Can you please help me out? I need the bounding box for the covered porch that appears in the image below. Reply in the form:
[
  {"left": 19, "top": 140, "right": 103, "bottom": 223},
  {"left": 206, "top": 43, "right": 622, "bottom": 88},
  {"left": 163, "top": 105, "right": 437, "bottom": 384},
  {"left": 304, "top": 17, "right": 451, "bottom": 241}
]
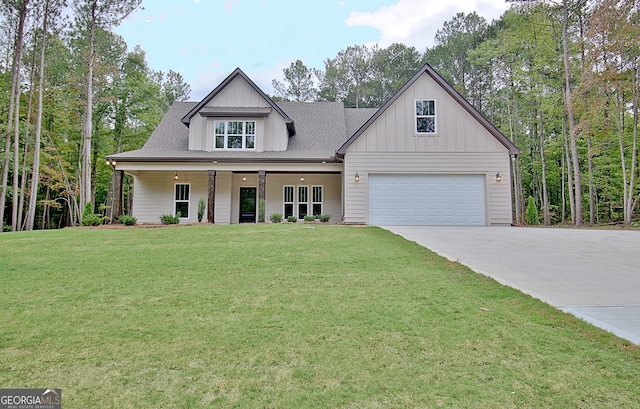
[{"left": 109, "top": 161, "right": 343, "bottom": 224}]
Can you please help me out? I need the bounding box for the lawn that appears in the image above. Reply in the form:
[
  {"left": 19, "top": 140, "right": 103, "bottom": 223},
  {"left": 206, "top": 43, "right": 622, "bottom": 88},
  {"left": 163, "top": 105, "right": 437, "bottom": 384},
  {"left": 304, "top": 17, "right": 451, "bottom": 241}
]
[{"left": 1, "top": 224, "right": 639, "bottom": 408}]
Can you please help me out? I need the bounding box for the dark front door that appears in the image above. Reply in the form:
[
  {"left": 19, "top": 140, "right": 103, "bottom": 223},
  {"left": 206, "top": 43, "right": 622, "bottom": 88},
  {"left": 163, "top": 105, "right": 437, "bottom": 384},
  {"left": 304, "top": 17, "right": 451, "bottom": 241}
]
[{"left": 239, "top": 187, "right": 257, "bottom": 223}]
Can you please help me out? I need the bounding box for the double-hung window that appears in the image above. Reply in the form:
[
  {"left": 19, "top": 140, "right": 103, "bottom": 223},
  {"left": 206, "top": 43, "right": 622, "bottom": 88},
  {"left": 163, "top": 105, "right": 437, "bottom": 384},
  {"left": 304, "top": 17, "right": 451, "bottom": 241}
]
[
  {"left": 214, "top": 120, "right": 256, "bottom": 150},
  {"left": 283, "top": 185, "right": 323, "bottom": 219},
  {"left": 415, "top": 99, "right": 436, "bottom": 134},
  {"left": 175, "top": 183, "right": 190, "bottom": 218}
]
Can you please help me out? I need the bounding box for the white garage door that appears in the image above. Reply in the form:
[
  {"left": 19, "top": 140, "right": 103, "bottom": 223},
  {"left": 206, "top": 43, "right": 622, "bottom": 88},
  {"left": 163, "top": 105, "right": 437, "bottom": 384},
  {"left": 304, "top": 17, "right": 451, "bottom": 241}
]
[{"left": 369, "top": 174, "right": 486, "bottom": 226}]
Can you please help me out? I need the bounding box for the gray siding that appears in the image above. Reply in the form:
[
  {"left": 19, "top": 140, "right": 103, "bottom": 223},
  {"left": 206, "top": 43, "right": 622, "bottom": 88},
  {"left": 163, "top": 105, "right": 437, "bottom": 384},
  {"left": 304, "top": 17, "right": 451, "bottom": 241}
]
[
  {"left": 343, "top": 152, "right": 512, "bottom": 225},
  {"left": 188, "top": 76, "right": 288, "bottom": 152},
  {"left": 132, "top": 172, "right": 208, "bottom": 224}
]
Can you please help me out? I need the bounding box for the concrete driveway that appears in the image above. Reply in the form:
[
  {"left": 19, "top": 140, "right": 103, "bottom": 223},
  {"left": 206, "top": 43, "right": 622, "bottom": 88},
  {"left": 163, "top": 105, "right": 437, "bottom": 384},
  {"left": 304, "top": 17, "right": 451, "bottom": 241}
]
[{"left": 383, "top": 226, "right": 640, "bottom": 345}]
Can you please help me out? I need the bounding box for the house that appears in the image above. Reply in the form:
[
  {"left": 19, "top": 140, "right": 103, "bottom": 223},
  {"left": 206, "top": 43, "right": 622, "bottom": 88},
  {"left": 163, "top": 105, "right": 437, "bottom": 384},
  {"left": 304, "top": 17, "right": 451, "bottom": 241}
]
[{"left": 106, "top": 64, "right": 520, "bottom": 226}]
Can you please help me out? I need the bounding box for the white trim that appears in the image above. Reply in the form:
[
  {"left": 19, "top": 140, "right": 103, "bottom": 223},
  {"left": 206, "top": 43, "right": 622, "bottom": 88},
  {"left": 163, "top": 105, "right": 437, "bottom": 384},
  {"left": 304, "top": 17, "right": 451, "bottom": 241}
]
[
  {"left": 415, "top": 99, "right": 437, "bottom": 135},
  {"left": 174, "top": 182, "right": 191, "bottom": 218},
  {"left": 213, "top": 120, "right": 256, "bottom": 150}
]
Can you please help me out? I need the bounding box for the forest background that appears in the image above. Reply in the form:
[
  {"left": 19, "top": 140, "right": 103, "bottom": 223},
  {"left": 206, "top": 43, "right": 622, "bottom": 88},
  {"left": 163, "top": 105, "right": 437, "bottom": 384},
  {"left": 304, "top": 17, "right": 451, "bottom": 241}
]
[{"left": 1, "top": 0, "right": 638, "bottom": 231}]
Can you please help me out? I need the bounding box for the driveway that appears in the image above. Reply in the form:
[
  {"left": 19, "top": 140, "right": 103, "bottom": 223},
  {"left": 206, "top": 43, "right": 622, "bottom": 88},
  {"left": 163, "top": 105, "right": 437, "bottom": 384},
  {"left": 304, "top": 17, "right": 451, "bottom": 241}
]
[{"left": 383, "top": 226, "right": 640, "bottom": 345}]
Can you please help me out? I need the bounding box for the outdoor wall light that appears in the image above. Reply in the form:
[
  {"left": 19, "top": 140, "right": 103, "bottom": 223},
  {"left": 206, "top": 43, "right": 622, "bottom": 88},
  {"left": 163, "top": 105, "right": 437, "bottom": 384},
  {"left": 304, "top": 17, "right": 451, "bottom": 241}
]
[
  {"left": 106, "top": 159, "right": 116, "bottom": 166},
  {"left": 354, "top": 173, "right": 360, "bottom": 182},
  {"left": 174, "top": 172, "right": 179, "bottom": 181},
  {"left": 242, "top": 174, "right": 247, "bottom": 182},
  {"left": 300, "top": 173, "right": 305, "bottom": 182},
  {"left": 495, "top": 172, "right": 502, "bottom": 182}
]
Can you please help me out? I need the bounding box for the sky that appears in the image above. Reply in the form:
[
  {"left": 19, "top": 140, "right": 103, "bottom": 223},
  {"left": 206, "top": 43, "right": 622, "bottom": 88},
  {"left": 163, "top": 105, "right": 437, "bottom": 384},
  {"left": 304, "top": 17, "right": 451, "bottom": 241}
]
[{"left": 113, "top": 0, "right": 511, "bottom": 100}]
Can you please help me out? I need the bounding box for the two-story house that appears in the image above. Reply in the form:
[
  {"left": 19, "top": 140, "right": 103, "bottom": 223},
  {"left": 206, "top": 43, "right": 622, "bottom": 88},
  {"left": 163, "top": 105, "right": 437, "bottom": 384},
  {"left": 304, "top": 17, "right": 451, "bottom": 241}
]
[{"left": 107, "top": 63, "right": 520, "bottom": 226}]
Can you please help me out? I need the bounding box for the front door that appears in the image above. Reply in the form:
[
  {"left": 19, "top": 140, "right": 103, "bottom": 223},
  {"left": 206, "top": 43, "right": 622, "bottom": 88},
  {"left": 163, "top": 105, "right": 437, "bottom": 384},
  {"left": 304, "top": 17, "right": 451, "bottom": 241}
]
[{"left": 239, "top": 187, "right": 257, "bottom": 223}]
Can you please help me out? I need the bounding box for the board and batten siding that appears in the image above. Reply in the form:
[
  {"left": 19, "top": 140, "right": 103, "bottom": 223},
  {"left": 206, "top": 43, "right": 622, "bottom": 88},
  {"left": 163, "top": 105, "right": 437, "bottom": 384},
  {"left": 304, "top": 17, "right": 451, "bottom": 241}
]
[
  {"left": 188, "top": 75, "right": 288, "bottom": 152},
  {"left": 343, "top": 71, "right": 513, "bottom": 225},
  {"left": 132, "top": 172, "right": 208, "bottom": 224}
]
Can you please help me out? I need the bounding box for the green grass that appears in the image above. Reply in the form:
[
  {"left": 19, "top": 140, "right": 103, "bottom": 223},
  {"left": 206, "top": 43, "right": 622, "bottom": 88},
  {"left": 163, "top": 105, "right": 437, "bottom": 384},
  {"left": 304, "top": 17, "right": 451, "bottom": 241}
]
[{"left": 1, "top": 224, "right": 639, "bottom": 408}]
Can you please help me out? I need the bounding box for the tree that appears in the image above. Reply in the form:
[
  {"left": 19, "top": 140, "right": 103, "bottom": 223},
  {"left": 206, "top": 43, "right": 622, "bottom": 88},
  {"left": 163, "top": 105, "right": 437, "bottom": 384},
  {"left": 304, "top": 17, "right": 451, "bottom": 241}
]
[
  {"left": 71, "top": 0, "right": 141, "bottom": 221},
  {"left": 0, "top": 0, "right": 30, "bottom": 231},
  {"left": 160, "top": 69, "right": 191, "bottom": 110},
  {"left": 272, "top": 60, "right": 317, "bottom": 102}
]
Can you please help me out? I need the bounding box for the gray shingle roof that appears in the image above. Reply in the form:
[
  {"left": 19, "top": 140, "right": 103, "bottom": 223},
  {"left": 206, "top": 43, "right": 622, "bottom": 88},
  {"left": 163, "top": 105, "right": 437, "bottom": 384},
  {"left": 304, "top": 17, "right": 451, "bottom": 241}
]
[{"left": 110, "top": 101, "right": 370, "bottom": 162}]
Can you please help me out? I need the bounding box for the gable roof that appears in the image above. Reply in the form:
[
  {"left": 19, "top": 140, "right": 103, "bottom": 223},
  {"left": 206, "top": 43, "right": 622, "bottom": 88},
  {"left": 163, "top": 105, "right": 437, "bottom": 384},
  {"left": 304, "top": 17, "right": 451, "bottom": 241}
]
[
  {"left": 181, "top": 67, "right": 296, "bottom": 137},
  {"left": 336, "top": 62, "right": 521, "bottom": 158}
]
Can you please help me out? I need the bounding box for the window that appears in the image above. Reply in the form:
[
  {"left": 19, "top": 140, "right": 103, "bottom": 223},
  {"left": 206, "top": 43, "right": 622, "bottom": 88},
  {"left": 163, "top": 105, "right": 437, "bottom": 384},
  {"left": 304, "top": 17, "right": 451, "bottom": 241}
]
[
  {"left": 312, "top": 186, "right": 323, "bottom": 216},
  {"left": 175, "top": 183, "right": 190, "bottom": 218},
  {"left": 214, "top": 120, "right": 256, "bottom": 150},
  {"left": 283, "top": 185, "right": 323, "bottom": 219},
  {"left": 283, "top": 186, "right": 294, "bottom": 218},
  {"left": 298, "top": 186, "right": 308, "bottom": 219},
  {"left": 415, "top": 99, "right": 436, "bottom": 134}
]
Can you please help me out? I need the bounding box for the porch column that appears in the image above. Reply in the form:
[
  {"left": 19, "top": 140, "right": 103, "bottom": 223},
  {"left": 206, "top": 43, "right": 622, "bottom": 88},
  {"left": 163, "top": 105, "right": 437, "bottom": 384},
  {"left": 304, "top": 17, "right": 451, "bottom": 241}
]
[
  {"left": 258, "top": 170, "right": 266, "bottom": 222},
  {"left": 113, "top": 170, "right": 123, "bottom": 222},
  {"left": 207, "top": 170, "right": 216, "bottom": 223}
]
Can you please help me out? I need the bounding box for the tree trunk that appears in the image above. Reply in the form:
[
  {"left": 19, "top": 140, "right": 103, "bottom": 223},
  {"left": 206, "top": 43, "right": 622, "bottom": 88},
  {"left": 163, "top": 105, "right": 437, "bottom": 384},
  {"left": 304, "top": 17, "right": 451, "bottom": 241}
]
[
  {"left": 81, "top": 17, "right": 96, "bottom": 220},
  {"left": 539, "top": 107, "right": 550, "bottom": 225},
  {"left": 25, "top": 0, "right": 50, "bottom": 230},
  {"left": 562, "top": 0, "right": 582, "bottom": 226}
]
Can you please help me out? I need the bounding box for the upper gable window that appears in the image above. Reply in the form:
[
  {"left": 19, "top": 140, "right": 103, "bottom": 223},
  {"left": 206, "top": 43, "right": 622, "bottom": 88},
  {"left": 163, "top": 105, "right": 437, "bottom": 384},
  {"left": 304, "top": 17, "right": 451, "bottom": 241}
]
[
  {"left": 415, "top": 99, "right": 436, "bottom": 134},
  {"left": 214, "top": 120, "right": 256, "bottom": 150}
]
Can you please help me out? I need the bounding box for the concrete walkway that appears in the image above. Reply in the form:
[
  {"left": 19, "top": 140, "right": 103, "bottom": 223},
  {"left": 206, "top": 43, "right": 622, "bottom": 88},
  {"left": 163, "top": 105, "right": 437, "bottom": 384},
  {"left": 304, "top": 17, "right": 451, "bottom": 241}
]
[{"left": 383, "top": 226, "right": 640, "bottom": 345}]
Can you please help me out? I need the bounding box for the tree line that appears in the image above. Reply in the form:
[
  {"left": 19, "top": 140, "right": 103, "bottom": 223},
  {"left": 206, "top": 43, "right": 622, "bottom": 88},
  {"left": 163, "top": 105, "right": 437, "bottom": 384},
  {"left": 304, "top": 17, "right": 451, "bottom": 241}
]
[
  {"left": 271, "top": 0, "right": 640, "bottom": 226},
  {"left": 1, "top": 0, "right": 638, "bottom": 230},
  {"left": 0, "top": 0, "right": 190, "bottom": 231}
]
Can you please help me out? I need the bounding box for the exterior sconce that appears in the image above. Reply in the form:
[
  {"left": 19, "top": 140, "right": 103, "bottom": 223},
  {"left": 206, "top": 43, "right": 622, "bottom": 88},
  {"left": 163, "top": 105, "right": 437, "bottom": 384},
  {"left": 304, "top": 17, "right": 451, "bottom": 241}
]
[
  {"left": 300, "top": 173, "right": 305, "bottom": 182},
  {"left": 174, "top": 172, "right": 179, "bottom": 181},
  {"left": 354, "top": 173, "right": 360, "bottom": 182},
  {"left": 242, "top": 174, "right": 246, "bottom": 182},
  {"left": 495, "top": 172, "right": 501, "bottom": 182},
  {"left": 106, "top": 159, "right": 116, "bottom": 166}
]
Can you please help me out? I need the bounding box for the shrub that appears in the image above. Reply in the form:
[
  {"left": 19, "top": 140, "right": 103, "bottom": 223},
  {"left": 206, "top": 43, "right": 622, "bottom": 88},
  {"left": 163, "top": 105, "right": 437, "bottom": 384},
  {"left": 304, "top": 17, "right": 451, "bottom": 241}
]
[
  {"left": 82, "top": 202, "right": 106, "bottom": 226},
  {"left": 304, "top": 215, "right": 316, "bottom": 222},
  {"left": 118, "top": 215, "right": 137, "bottom": 226},
  {"left": 197, "top": 198, "right": 206, "bottom": 222},
  {"left": 160, "top": 212, "right": 181, "bottom": 225},
  {"left": 3, "top": 223, "right": 10, "bottom": 232},
  {"left": 525, "top": 196, "right": 540, "bottom": 225},
  {"left": 269, "top": 213, "right": 283, "bottom": 223},
  {"left": 319, "top": 214, "right": 331, "bottom": 223},
  {"left": 287, "top": 216, "right": 297, "bottom": 223}
]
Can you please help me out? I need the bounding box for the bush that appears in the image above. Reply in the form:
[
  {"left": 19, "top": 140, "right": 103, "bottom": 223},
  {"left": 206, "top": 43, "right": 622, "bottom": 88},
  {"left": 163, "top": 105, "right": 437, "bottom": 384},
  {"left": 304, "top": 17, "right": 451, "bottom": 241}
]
[
  {"left": 287, "top": 216, "right": 297, "bottom": 223},
  {"left": 304, "top": 215, "right": 316, "bottom": 222},
  {"left": 160, "top": 212, "right": 181, "bottom": 225},
  {"left": 3, "top": 223, "right": 10, "bottom": 232},
  {"left": 118, "top": 215, "right": 137, "bottom": 226},
  {"left": 197, "top": 198, "right": 206, "bottom": 222},
  {"left": 525, "top": 196, "right": 540, "bottom": 225},
  {"left": 319, "top": 214, "right": 331, "bottom": 223},
  {"left": 82, "top": 202, "right": 106, "bottom": 226},
  {"left": 269, "top": 213, "right": 283, "bottom": 223}
]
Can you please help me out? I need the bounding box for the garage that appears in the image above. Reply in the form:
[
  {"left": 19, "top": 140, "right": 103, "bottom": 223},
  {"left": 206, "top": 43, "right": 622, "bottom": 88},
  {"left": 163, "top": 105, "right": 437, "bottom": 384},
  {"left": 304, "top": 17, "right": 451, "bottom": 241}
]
[{"left": 368, "top": 174, "right": 486, "bottom": 226}]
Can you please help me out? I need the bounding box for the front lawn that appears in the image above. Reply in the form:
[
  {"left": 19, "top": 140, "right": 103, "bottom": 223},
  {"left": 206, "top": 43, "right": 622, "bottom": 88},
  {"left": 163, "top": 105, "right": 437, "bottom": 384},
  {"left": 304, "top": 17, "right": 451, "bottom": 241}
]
[{"left": 1, "top": 224, "right": 638, "bottom": 408}]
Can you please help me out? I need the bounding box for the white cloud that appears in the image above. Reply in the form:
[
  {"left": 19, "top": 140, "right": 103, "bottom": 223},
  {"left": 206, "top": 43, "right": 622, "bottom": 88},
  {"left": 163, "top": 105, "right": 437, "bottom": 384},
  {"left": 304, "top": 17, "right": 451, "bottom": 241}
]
[{"left": 345, "top": 0, "right": 508, "bottom": 49}]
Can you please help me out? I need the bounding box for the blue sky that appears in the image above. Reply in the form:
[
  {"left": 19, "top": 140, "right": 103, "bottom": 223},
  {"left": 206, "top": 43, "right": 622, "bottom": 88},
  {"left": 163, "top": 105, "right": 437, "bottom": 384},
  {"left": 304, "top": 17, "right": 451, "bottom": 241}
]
[{"left": 113, "top": 0, "right": 509, "bottom": 100}]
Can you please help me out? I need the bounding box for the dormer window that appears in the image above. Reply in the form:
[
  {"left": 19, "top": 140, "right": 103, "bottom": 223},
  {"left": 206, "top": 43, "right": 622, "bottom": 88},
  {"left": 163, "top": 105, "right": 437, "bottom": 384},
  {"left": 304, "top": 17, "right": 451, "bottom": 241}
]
[{"left": 214, "top": 120, "right": 256, "bottom": 150}]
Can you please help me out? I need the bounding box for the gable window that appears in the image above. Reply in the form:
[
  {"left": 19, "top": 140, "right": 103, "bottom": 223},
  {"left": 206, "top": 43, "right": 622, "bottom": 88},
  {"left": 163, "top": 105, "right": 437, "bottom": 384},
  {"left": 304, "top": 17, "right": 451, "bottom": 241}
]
[
  {"left": 175, "top": 183, "right": 190, "bottom": 218},
  {"left": 214, "top": 120, "right": 256, "bottom": 150},
  {"left": 415, "top": 99, "right": 436, "bottom": 134}
]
